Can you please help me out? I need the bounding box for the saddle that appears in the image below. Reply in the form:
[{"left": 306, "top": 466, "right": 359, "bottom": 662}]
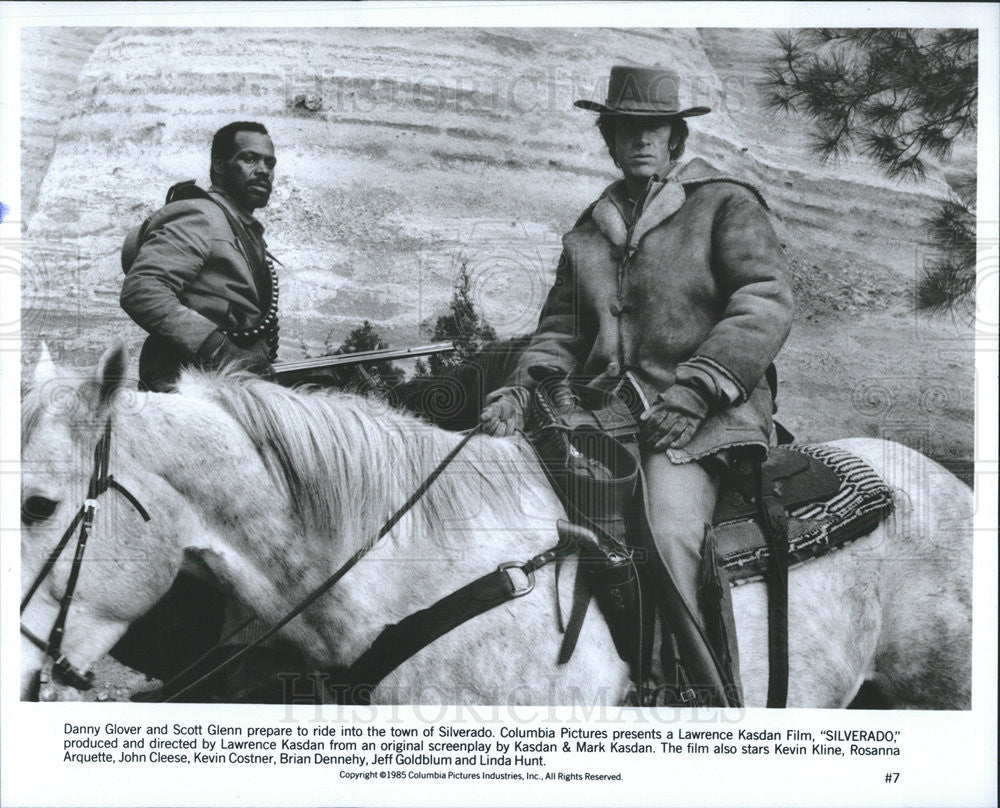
[
  {"left": 716, "top": 443, "right": 895, "bottom": 584},
  {"left": 525, "top": 370, "right": 894, "bottom": 705}
]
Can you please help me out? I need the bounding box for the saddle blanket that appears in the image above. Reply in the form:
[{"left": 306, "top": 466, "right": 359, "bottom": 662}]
[{"left": 716, "top": 444, "right": 895, "bottom": 585}]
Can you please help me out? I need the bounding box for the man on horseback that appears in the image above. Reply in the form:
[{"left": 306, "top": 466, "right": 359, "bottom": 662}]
[
  {"left": 121, "top": 121, "right": 279, "bottom": 391},
  {"left": 480, "top": 65, "right": 794, "bottom": 706},
  {"left": 118, "top": 121, "right": 291, "bottom": 700}
]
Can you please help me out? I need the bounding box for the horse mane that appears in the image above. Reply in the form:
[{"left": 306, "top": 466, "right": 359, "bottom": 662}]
[{"left": 176, "top": 370, "right": 541, "bottom": 547}]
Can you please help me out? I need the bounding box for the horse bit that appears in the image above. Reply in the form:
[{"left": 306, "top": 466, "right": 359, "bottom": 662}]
[{"left": 20, "top": 418, "right": 150, "bottom": 700}]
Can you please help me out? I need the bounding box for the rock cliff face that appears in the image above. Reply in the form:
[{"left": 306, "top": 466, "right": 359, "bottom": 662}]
[
  {"left": 19, "top": 27, "right": 112, "bottom": 221},
  {"left": 20, "top": 27, "right": 975, "bottom": 477}
]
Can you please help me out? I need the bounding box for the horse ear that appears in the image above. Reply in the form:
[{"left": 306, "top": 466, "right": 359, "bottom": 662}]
[
  {"left": 33, "top": 342, "right": 57, "bottom": 387},
  {"left": 90, "top": 341, "right": 129, "bottom": 415}
]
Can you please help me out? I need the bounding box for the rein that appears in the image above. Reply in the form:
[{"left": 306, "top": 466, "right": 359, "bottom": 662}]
[
  {"left": 159, "top": 423, "right": 490, "bottom": 702},
  {"left": 24, "top": 417, "right": 572, "bottom": 703},
  {"left": 20, "top": 418, "right": 151, "bottom": 698},
  {"left": 331, "top": 541, "right": 573, "bottom": 704}
]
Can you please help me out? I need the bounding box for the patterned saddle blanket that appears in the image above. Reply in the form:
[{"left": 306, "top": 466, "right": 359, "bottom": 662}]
[{"left": 713, "top": 444, "right": 895, "bottom": 585}]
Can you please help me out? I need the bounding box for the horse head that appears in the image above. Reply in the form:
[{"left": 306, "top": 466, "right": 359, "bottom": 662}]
[
  {"left": 20, "top": 343, "right": 190, "bottom": 700},
  {"left": 20, "top": 342, "right": 371, "bottom": 700}
]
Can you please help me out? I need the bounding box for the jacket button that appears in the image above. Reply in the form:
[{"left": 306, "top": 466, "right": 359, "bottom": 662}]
[
  {"left": 609, "top": 302, "right": 622, "bottom": 317},
  {"left": 607, "top": 361, "right": 620, "bottom": 376}
]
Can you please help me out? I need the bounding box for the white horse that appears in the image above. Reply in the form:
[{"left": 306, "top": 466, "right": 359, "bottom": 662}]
[{"left": 20, "top": 344, "right": 972, "bottom": 707}]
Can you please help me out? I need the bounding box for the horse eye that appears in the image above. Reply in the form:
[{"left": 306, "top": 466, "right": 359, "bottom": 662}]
[{"left": 22, "top": 496, "right": 59, "bottom": 525}]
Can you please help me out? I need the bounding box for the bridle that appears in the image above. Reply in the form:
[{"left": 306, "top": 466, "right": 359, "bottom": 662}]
[
  {"left": 21, "top": 417, "right": 568, "bottom": 704},
  {"left": 20, "top": 418, "right": 150, "bottom": 700},
  {"left": 21, "top": 410, "right": 487, "bottom": 702}
]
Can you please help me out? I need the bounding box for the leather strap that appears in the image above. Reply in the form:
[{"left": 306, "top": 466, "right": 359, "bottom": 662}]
[
  {"left": 21, "top": 418, "right": 151, "bottom": 694},
  {"left": 164, "top": 181, "right": 274, "bottom": 322},
  {"left": 160, "top": 426, "right": 483, "bottom": 702},
  {"left": 635, "top": 468, "right": 740, "bottom": 706},
  {"left": 336, "top": 563, "right": 541, "bottom": 704},
  {"left": 557, "top": 554, "right": 592, "bottom": 665},
  {"left": 758, "top": 463, "right": 790, "bottom": 707}
]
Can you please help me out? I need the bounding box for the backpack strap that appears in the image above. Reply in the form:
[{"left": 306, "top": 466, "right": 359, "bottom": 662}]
[
  {"left": 163, "top": 182, "right": 273, "bottom": 311},
  {"left": 123, "top": 182, "right": 275, "bottom": 326}
]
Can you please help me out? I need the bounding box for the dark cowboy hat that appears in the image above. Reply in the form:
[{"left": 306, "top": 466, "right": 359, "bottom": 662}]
[{"left": 574, "top": 65, "right": 711, "bottom": 117}]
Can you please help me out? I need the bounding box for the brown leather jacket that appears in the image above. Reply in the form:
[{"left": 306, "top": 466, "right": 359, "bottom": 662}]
[
  {"left": 507, "top": 159, "right": 794, "bottom": 462},
  {"left": 120, "top": 187, "right": 273, "bottom": 390}
]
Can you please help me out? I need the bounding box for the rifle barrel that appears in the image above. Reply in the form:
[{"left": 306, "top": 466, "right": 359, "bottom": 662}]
[{"left": 273, "top": 342, "right": 455, "bottom": 376}]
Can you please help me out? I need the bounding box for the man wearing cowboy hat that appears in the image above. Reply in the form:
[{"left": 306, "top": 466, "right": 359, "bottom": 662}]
[{"left": 481, "top": 65, "right": 794, "bottom": 706}]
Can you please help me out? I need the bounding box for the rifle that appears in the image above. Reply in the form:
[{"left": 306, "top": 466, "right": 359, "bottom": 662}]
[{"left": 273, "top": 342, "right": 455, "bottom": 384}]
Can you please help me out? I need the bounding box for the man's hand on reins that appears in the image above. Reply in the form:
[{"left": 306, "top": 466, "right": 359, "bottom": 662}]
[
  {"left": 480, "top": 386, "right": 530, "bottom": 436},
  {"left": 640, "top": 380, "right": 711, "bottom": 450}
]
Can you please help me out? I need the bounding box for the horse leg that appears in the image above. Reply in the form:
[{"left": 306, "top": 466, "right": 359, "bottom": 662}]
[
  {"left": 867, "top": 531, "right": 973, "bottom": 710},
  {"left": 732, "top": 549, "right": 883, "bottom": 708},
  {"left": 829, "top": 439, "right": 973, "bottom": 710}
]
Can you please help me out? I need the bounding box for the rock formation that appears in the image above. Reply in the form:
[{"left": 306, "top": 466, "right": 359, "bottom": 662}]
[{"left": 19, "top": 27, "right": 975, "bottom": 478}]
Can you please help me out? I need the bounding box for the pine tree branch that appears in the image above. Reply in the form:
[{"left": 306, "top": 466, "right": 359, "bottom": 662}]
[{"left": 764, "top": 28, "right": 978, "bottom": 307}]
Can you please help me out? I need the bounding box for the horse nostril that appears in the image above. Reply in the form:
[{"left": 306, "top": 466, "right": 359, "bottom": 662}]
[{"left": 22, "top": 495, "right": 59, "bottom": 525}]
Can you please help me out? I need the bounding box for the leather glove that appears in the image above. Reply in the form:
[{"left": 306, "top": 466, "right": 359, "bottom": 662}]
[
  {"left": 196, "top": 330, "right": 272, "bottom": 377},
  {"left": 639, "top": 380, "right": 711, "bottom": 450},
  {"left": 479, "top": 385, "right": 530, "bottom": 437}
]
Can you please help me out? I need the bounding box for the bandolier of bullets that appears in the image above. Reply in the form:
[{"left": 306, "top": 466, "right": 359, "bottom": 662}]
[{"left": 220, "top": 256, "right": 279, "bottom": 361}]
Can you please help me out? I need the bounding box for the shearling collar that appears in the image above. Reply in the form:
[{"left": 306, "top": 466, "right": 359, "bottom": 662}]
[{"left": 588, "top": 158, "right": 766, "bottom": 248}]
